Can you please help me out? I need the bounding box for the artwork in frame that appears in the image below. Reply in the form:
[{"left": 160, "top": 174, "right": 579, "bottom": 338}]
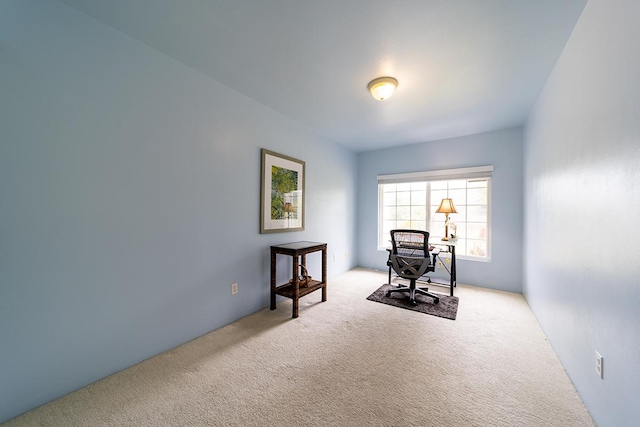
[{"left": 260, "top": 149, "right": 305, "bottom": 233}]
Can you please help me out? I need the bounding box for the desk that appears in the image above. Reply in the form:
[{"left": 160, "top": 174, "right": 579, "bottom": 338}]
[
  {"left": 429, "top": 240, "right": 457, "bottom": 296},
  {"left": 270, "top": 241, "right": 327, "bottom": 318}
]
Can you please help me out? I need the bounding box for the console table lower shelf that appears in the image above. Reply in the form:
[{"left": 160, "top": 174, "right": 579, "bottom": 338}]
[
  {"left": 273, "top": 280, "right": 325, "bottom": 300},
  {"left": 270, "top": 241, "right": 327, "bottom": 318}
]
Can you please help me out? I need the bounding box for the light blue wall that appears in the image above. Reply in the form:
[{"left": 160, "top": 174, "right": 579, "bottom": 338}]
[
  {"left": 0, "top": 1, "right": 357, "bottom": 422},
  {"left": 357, "top": 128, "right": 524, "bottom": 293},
  {"left": 523, "top": 0, "right": 640, "bottom": 425}
]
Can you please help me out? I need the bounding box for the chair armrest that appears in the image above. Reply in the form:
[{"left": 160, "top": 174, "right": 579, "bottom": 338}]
[{"left": 430, "top": 248, "right": 440, "bottom": 266}]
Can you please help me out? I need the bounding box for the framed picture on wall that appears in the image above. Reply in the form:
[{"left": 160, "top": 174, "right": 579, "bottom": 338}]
[{"left": 260, "top": 149, "right": 305, "bottom": 233}]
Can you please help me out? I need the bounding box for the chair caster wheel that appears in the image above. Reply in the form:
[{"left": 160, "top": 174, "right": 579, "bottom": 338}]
[
  {"left": 410, "top": 300, "right": 418, "bottom": 306},
  {"left": 434, "top": 298, "right": 440, "bottom": 304},
  {"left": 386, "top": 291, "right": 391, "bottom": 297}
]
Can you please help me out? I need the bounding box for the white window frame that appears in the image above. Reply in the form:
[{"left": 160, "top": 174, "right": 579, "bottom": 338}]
[{"left": 377, "top": 166, "right": 493, "bottom": 261}]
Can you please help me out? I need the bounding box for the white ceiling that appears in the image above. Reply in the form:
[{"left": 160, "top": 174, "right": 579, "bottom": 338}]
[{"left": 60, "top": 0, "right": 587, "bottom": 152}]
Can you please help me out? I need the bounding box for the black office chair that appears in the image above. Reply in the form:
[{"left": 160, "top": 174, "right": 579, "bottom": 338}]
[{"left": 386, "top": 229, "right": 440, "bottom": 305}]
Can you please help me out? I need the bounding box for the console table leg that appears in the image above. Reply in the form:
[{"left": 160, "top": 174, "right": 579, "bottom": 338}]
[
  {"left": 292, "top": 256, "right": 299, "bottom": 318},
  {"left": 270, "top": 250, "right": 277, "bottom": 310},
  {"left": 321, "top": 248, "right": 327, "bottom": 302}
]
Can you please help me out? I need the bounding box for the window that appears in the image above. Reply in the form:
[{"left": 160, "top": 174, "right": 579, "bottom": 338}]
[{"left": 378, "top": 166, "right": 492, "bottom": 260}]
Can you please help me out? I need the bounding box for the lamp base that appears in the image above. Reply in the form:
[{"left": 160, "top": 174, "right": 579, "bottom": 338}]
[{"left": 441, "top": 237, "right": 449, "bottom": 241}]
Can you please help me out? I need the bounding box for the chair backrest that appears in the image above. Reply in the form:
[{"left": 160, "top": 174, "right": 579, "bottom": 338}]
[
  {"left": 390, "top": 254, "right": 431, "bottom": 280},
  {"left": 390, "top": 229, "right": 430, "bottom": 258}
]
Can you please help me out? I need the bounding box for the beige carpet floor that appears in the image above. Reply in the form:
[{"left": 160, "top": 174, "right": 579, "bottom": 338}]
[{"left": 3, "top": 268, "right": 595, "bottom": 426}]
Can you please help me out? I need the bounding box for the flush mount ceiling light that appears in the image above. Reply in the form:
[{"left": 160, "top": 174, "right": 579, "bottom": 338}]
[{"left": 367, "top": 76, "right": 398, "bottom": 101}]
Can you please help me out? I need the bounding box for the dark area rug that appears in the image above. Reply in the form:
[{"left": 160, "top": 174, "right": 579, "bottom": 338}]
[{"left": 366, "top": 284, "right": 459, "bottom": 320}]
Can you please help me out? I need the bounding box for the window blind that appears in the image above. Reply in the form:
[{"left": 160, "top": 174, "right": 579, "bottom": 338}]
[{"left": 377, "top": 165, "right": 494, "bottom": 184}]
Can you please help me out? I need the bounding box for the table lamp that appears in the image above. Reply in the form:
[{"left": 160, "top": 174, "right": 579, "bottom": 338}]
[{"left": 436, "top": 198, "right": 457, "bottom": 241}]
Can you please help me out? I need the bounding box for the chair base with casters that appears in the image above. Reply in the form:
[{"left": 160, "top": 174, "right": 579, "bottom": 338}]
[{"left": 387, "top": 276, "right": 440, "bottom": 305}]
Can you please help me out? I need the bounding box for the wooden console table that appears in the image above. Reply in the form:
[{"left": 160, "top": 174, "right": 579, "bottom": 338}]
[{"left": 270, "top": 241, "right": 327, "bottom": 318}]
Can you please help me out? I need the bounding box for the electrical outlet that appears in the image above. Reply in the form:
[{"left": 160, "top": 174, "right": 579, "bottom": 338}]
[
  {"left": 595, "top": 351, "right": 603, "bottom": 379},
  {"left": 333, "top": 254, "right": 336, "bottom": 262},
  {"left": 344, "top": 251, "right": 348, "bottom": 260},
  {"left": 231, "top": 282, "right": 238, "bottom": 295}
]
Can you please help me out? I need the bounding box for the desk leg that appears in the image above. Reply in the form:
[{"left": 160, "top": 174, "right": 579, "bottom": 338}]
[
  {"left": 449, "top": 245, "right": 456, "bottom": 296},
  {"left": 270, "top": 250, "right": 277, "bottom": 310},
  {"left": 292, "top": 255, "right": 299, "bottom": 318}
]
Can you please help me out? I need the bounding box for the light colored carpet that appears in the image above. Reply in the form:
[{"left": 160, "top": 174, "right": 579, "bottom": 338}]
[{"left": 4, "top": 268, "right": 595, "bottom": 426}]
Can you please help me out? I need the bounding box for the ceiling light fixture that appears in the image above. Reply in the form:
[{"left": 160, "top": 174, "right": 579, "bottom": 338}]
[{"left": 367, "top": 76, "right": 398, "bottom": 101}]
